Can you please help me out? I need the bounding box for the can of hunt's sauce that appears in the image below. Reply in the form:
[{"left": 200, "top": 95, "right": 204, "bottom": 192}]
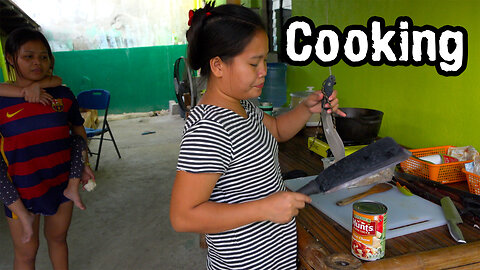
[{"left": 351, "top": 201, "right": 387, "bottom": 261}]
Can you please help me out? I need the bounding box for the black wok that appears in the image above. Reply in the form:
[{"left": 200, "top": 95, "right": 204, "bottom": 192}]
[{"left": 330, "top": 108, "right": 384, "bottom": 145}]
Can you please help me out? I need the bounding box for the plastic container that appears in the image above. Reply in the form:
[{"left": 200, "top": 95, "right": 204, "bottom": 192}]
[
  {"left": 259, "top": 63, "right": 287, "bottom": 107},
  {"left": 463, "top": 169, "right": 480, "bottom": 195},
  {"left": 399, "top": 146, "right": 470, "bottom": 184},
  {"left": 322, "top": 157, "right": 335, "bottom": 169},
  {"left": 290, "top": 90, "right": 310, "bottom": 109}
]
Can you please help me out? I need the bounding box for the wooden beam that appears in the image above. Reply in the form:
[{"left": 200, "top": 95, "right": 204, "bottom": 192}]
[
  {"left": 361, "top": 241, "right": 480, "bottom": 269},
  {"left": 0, "top": 0, "right": 39, "bottom": 34}
]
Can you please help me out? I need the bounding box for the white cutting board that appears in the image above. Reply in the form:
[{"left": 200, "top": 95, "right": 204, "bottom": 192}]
[{"left": 285, "top": 176, "right": 447, "bottom": 239}]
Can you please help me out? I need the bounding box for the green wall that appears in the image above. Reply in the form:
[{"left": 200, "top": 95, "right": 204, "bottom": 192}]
[
  {"left": 53, "top": 45, "right": 187, "bottom": 114},
  {"left": 288, "top": 0, "right": 479, "bottom": 149}
]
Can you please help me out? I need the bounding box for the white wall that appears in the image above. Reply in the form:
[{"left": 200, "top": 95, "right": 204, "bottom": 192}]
[{"left": 13, "top": 0, "right": 193, "bottom": 51}]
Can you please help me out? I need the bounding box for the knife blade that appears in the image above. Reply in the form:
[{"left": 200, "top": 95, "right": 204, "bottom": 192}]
[
  {"left": 320, "top": 75, "right": 345, "bottom": 162},
  {"left": 297, "top": 137, "right": 411, "bottom": 195},
  {"left": 440, "top": 196, "right": 466, "bottom": 243}
]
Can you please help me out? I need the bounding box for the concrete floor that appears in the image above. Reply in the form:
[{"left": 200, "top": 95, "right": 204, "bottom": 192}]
[{"left": 0, "top": 114, "right": 207, "bottom": 269}]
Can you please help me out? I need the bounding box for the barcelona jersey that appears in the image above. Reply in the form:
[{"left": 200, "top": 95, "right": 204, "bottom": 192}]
[{"left": 0, "top": 86, "right": 84, "bottom": 217}]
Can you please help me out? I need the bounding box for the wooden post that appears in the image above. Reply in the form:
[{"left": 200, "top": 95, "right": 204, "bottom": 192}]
[
  {"left": 297, "top": 223, "right": 363, "bottom": 269},
  {"left": 226, "top": 0, "right": 241, "bottom": 4},
  {"left": 297, "top": 224, "right": 329, "bottom": 269}
]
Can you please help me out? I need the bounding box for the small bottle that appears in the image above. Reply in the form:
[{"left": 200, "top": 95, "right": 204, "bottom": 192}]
[
  {"left": 259, "top": 102, "right": 273, "bottom": 115},
  {"left": 418, "top": 154, "right": 458, "bottom": 164}
]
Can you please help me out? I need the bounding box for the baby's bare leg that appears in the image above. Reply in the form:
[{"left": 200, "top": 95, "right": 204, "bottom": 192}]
[
  {"left": 1, "top": 158, "right": 35, "bottom": 243},
  {"left": 63, "top": 178, "right": 85, "bottom": 210},
  {"left": 7, "top": 213, "right": 40, "bottom": 269},
  {"left": 7, "top": 200, "right": 36, "bottom": 243}
]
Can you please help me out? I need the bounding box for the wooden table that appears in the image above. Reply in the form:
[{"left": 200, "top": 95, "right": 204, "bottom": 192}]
[{"left": 278, "top": 128, "right": 480, "bottom": 269}]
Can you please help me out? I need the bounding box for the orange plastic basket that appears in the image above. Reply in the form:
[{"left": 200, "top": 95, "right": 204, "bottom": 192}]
[
  {"left": 399, "top": 146, "right": 470, "bottom": 184},
  {"left": 462, "top": 169, "right": 480, "bottom": 195}
]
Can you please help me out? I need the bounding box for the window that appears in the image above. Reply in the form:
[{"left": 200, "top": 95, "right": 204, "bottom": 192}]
[{"left": 267, "top": 0, "right": 291, "bottom": 60}]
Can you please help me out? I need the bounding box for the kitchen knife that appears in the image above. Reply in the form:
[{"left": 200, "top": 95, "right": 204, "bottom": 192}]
[
  {"left": 440, "top": 196, "right": 466, "bottom": 243},
  {"left": 320, "top": 75, "right": 345, "bottom": 162},
  {"left": 297, "top": 137, "right": 411, "bottom": 195}
]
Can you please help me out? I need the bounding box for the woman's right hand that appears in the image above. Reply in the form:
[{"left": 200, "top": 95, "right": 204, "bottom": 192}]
[{"left": 261, "top": 191, "right": 311, "bottom": 224}]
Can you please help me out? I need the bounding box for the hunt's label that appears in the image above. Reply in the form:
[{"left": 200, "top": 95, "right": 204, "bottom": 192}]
[{"left": 352, "top": 201, "right": 387, "bottom": 261}]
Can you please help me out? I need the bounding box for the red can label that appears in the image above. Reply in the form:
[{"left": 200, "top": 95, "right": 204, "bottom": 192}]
[{"left": 351, "top": 202, "right": 387, "bottom": 261}]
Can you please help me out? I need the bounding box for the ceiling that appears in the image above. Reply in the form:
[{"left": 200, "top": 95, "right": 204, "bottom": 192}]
[{"left": 0, "top": 0, "right": 39, "bottom": 36}]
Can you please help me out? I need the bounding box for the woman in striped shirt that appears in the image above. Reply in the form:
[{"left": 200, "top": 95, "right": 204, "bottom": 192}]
[{"left": 170, "top": 2, "right": 344, "bottom": 269}]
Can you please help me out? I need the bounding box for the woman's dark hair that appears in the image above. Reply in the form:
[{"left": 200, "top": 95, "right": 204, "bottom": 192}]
[
  {"left": 4, "top": 27, "right": 55, "bottom": 81},
  {"left": 186, "top": 2, "right": 266, "bottom": 78}
]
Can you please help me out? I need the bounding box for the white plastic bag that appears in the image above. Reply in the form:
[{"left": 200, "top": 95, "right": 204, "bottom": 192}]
[{"left": 447, "top": 146, "right": 479, "bottom": 161}]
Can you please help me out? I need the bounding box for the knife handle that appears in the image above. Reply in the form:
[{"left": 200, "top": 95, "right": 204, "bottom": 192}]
[
  {"left": 447, "top": 220, "right": 467, "bottom": 244},
  {"left": 322, "top": 75, "right": 335, "bottom": 97},
  {"left": 296, "top": 180, "right": 321, "bottom": 196},
  {"left": 321, "top": 75, "right": 336, "bottom": 108}
]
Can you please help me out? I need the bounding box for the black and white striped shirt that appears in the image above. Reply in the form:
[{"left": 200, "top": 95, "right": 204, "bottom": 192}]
[{"left": 177, "top": 100, "right": 297, "bottom": 270}]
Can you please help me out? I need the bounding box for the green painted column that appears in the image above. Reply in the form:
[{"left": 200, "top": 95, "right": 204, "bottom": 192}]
[{"left": 0, "top": 43, "right": 7, "bottom": 82}]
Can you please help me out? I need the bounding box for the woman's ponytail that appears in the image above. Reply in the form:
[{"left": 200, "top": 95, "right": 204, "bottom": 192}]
[
  {"left": 185, "top": 2, "right": 265, "bottom": 78},
  {"left": 186, "top": 2, "right": 215, "bottom": 71}
]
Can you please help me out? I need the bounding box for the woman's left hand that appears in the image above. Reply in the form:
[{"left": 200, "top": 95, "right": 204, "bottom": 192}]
[
  {"left": 81, "top": 164, "right": 95, "bottom": 185},
  {"left": 303, "top": 90, "right": 346, "bottom": 117}
]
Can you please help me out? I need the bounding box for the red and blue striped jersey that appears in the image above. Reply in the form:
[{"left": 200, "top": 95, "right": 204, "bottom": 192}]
[{"left": 0, "top": 86, "right": 84, "bottom": 217}]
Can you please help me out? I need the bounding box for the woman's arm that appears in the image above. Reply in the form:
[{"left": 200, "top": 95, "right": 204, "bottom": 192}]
[
  {"left": 38, "top": 75, "right": 62, "bottom": 88},
  {"left": 71, "top": 124, "right": 87, "bottom": 142},
  {"left": 263, "top": 90, "right": 345, "bottom": 142},
  {"left": 71, "top": 125, "right": 95, "bottom": 183},
  {"left": 170, "top": 170, "right": 310, "bottom": 234}
]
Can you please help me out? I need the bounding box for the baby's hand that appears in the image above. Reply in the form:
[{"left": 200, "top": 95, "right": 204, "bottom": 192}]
[
  {"left": 22, "top": 83, "right": 53, "bottom": 105},
  {"left": 22, "top": 83, "right": 41, "bottom": 103},
  {"left": 38, "top": 90, "right": 53, "bottom": 105},
  {"left": 261, "top": 191, "right": 311, "bottom": 224}
]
